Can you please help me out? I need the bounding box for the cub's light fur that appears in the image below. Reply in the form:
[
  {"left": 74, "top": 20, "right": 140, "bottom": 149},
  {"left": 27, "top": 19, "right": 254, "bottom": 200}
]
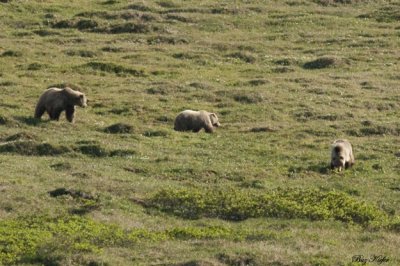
[
  {"left": 330, "top": 139, "right": 355, "bottom": 171},
  {"left": 34, "top": 87, "right": 87, "bottom": 122},
  {"left": 174, "top": 110, "right": 220, "bottom": 133}
]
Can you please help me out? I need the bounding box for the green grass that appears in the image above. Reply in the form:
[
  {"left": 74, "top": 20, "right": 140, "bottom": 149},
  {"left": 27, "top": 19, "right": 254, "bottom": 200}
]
[{"left": 0, "top": 0, "right": 399, "bottom": 265}]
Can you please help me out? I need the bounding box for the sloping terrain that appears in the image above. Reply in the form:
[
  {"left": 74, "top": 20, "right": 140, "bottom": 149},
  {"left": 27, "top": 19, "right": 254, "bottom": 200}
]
[{"left": 0, "top": 0, "right": 399, "bottom": 265}]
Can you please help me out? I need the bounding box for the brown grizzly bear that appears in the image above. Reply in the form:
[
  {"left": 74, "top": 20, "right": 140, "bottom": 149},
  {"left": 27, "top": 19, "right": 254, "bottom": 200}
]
[
  {"left": 34, "top": 87, "right": 87, "bottom": 122},
  {"left": 330, "top": 139, "right": 355, "bottom": 171},
  {"left": 174, "top": 110, "right": 220, "bottom": 133}
]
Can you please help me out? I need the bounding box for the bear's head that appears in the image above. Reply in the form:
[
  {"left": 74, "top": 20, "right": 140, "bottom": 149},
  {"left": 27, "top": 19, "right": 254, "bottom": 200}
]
[
  {"left": 77, "top": 93, "right": 87, "bottom": 108},
  {"left": 209, "top": 113, "right": 220, "bottom": 128},
  {"left": 331, "top": 146, "right": 345, "bottom": 171}
]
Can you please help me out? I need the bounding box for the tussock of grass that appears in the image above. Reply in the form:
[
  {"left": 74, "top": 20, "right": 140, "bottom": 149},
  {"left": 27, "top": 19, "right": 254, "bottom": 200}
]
[
  {"left": 246, "top": 79, "right": 269, "bottom": 86},
  {"left": 147, "top": 35, "right": 189, "bottom": 45},
  {"left": 249, "top": 126, "right": 277, "bottom": 133},
  {"left": 108, "top": 22, "right": 152, "bottom": 34},
  {"left": 83, "top": 62, "right": 145, "bottom": 76},
  {"left": 303, "top": 57, "right": 338, "bottom": 69},
  {"left": 1, "top": 50, "right": 22, "bottom": 57},
  {"left": 75, "top": 144, "right": 135, "bottom": 157},
  {"left": 227, "top": 52, "right": 256, "bottom": 63},
  {"left": 0, "top": 115, "right": 8, "bottom": 125},
  {"left": 27, "top": 63, "right": 46, "bottom": 71},
  {"left": 104, "top": 123, "right": 133, "bottom": 134},
  {"left": 149, "top": 187, "right": 389, "bottom": 224},
  {"left": 65, "top": 49, "right": 97, "bottom": 58},
  {"left": 315, "top": 0, "right": 365, "bottom": 5},
  {"left": 0, "top": 141, "right": 71, "bottom": 156},
  {"left": 233, "top": 93, "right": 263, "bottom": 104}
]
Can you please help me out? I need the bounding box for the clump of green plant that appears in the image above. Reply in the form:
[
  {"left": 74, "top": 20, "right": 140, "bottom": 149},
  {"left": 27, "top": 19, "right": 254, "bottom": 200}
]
[
  {"left": 83, "top": 61, "right": 145, "bottom": 76},
  {"left": 104, "top": 123, "right": 133, "bottom": 134},
  {"left": 0, "top": 215, "right": 290, "bottom": 264},
  {"left": 0, "top": 141, "right": 71, "bottom": 156},
  {"left": 1, "top": 50, "right": 22, "bottom": 57},
  {"left": 303, "top": 57, "right": 338, "bottom": 69},
  {"left": 148, "top": 187, "right": 389, "bottom": 224},
  {"left": 233, "top": 93, "right": 264, "bottom": 104},
  {"left": 227, "top": 51, "right": 256, "bottom": 63}
]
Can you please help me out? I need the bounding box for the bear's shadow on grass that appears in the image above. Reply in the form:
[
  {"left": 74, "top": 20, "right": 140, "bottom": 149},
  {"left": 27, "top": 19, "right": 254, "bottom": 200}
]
[{"left": 14, "top": 116, "right": 48, "bottom": 126}]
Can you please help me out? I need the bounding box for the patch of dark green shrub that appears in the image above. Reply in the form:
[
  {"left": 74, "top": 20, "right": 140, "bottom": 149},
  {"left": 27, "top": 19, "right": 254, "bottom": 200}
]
[
  {"left": 49, "top": 188, "right": 95, "bottom": 200},
  {"left": 65, "top": 50, "right": 97, "bottom": 58},
  {"left": 147, "top": 36, "right": 189, "bottom": 45},
  {"left": 33, "top": 29, "right": 60, "bottom": 36},
  {"left": 76, "top": 144, "right": 108, "bottom": 157},
  {"left": 148, "top": 187, "right": 388, "bottom": 224},
  {"left": 1, "top": 50, "right": 22, "bottom": 57},
  {"left": 246, "top": 79, "right": 269, "bottom": 86},
  {"left": 233, "top": 93, "right": 263, "bottom": 104},
  {"left": 109, "top": 149, "right": 136, "bottom": 157},
  {"left": 52, "top": 19, "right": 76, "bottom": 28},
  {"left": 104, "top": 123, "right": 133, "bottom": 134},
  {"left": 315, "top": 0, "right": 365, "bottom": 5},
  {"left": 76, "top": 19, "right": 98, "bottom": 30},
  {"left": 189, "top": 82, "right": 212, "bottom": 90},
  {"left": 0, "top": 141, "right": 71, "bottom": 156},
  {"left": 102, "top": 0, "right": 118, "bottom": 4},
  {"left": 108, "top": 22, "right": 151, "bottom": 34},
  {"left": 27, "top": 63, "right": 45, "bottom": 71},
  {"left": 101, "top": 46, "right": 124, "bottom": 52},
  {"left": 249, "top": 126, "right": 277, "bottom": 133},
  {"left": 83, "top": 62, "right": 145, "bottom": 76},
  {"left": 303, "top": 57, "right": 338, "bottom": 69},
  {"left": 227, "top": 52, "right": 256, "bottom": 63},
  {"left": 0, "top": 115, "right": 8, "bottom": 125},
  {"left": 165, "top": 14, "right": 193, "bottom": 23}
]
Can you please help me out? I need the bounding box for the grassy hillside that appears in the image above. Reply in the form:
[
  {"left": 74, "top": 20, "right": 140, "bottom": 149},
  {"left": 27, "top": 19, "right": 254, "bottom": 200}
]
[{"left": 0, "top": 0, "right": 399, "bottom": 265}]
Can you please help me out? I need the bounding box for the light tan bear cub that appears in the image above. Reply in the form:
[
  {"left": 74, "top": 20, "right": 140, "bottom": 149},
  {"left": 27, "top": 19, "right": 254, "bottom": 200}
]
[
  {"left": 34, "top": 87, "right": 87, "bottom": 122},
  {"left": 330, "top": 139, "right": 355, "bottom": 171},
  {"left": 174, "top": 110, "right": 220, "bottom": 133}
]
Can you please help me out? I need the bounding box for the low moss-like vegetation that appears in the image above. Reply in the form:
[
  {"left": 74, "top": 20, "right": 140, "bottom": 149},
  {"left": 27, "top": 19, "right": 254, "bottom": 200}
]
[
  {"left": 0, "top": 215, "right": 290, "bottom": 265},
  {"left": 149, "top": 187, "right": 390, "bottom": 225}
]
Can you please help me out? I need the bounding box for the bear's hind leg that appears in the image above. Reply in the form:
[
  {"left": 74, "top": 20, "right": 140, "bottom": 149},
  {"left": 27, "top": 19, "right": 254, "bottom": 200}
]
[
  {"left": 34, "top": 105, "right": 46, "bottom": 119},
  {"left": 65, "top": 105, "right": 75, "bottom": 123}
]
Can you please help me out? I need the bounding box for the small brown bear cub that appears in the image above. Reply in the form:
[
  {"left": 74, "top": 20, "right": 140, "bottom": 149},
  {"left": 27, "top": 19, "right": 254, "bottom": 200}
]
[
  {"left": 174, "top": 110, "right": 220, "bottom": 133},
  {"left": 330, "top": 139, "right": 355, "bottom": 172},
  {"left": 34, "top": 87, "right": 87, "bottom": 122}
]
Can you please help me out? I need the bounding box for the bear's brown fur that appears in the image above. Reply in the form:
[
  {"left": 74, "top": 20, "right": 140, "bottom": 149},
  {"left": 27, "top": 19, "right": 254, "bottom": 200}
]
[
  {"left": 330, "top": 139, "right": 355, "bottom": 171},
  {"left": 34, "top": 87, "right": 87, "bottom": 122},
  {"left": 174, "top": 110, "right": 220, "bottom": 133}
]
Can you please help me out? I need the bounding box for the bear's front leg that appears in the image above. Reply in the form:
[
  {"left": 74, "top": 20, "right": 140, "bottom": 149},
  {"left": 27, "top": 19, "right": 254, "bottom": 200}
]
[
  {"left": 65, "top": 105, "right": 75, "bottom": 123},
  {"left": 49, "top": 108, "right": 63, "bottom": 120}
]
